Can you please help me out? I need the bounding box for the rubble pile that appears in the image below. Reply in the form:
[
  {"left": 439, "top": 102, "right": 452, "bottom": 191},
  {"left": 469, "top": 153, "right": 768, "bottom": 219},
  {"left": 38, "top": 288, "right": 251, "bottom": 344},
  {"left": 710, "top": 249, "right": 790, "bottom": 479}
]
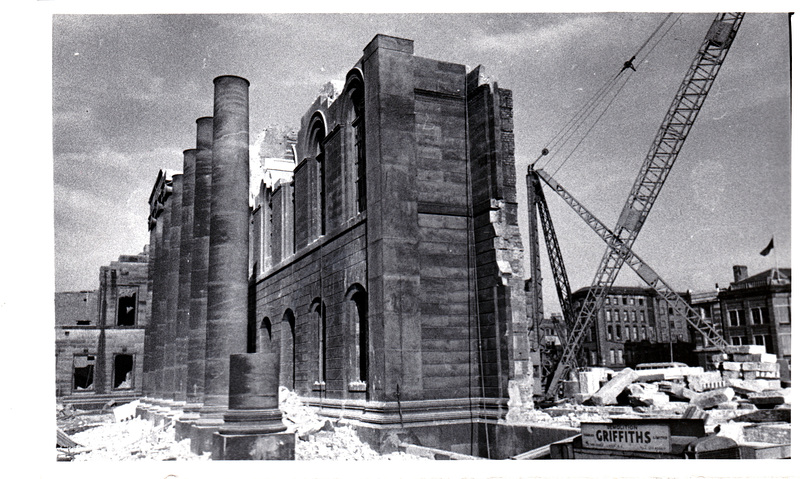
[
  {"left": 65, "top": 416, "right": 209, "bottom": 461},
  {"left": 551, "top": 346, "right": 791, "bottom": 447},
  {"left": 57, "top": 403, "right": 114, "bottom": 435},
  {"left": 505, "top": 346, "right": 790, "bottom": 456},
  {"left": 279, "top": 387, "right": 425, "bottom": 460}
]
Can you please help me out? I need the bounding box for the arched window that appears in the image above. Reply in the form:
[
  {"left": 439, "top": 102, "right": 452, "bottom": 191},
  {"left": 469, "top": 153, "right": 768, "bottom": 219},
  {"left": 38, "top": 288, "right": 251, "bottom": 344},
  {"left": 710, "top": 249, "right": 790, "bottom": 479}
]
[
  {"left": 259, "top": 316, "right": 273, "bottom": 354},
  {"left": 309, "top": 120, "right": 326, "bottom": 236},
  {"left": 346, "top": 284, "right": 368, "bottom": 384},
  {"left": 261, "top": 316, "right": 273, "bottom": 339},
  {"left": 345, "top": 71, "right": 366, "bottom": 214},
  {"left": 281, "top": 309, "right": 296, "bottom": 389},
  {"left": 311, "top": 298, "right": 326, "bottom": 383}
]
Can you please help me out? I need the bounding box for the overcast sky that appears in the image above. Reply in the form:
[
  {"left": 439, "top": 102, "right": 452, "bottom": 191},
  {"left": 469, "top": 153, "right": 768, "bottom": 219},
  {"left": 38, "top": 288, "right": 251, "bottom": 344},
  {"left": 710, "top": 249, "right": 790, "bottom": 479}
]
[{"left": 50, "top": 12, "right": 791, "bottom": 314}]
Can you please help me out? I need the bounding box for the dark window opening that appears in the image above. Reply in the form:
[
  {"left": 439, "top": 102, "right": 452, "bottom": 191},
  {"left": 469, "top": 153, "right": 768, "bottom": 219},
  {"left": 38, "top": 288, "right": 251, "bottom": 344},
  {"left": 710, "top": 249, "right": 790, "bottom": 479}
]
[
  {"left": 113, "top": 354, "right": 133, "bottom": 389},
  {"left": 117, "top": 292, "right": 136, "bottom": 326},
  {"left": 311, "top": 125, "right": 326, "bottom": 236},
  {"left": 350, "top": 85, "right": 366, "bottom": 214},
  {"left": 283, "top": 309, "right": 296, "bottom": 389},
  {"left": 73, "top": 355, "right": 95, "bottom": 391},
  {"left": 348, "top": 287, "right": 369, "bottom": 383},
  {"left": 77, "top": 320, "right": 90, "bottom": 326},
  {"left": 312, "top": 299, "right": 327, "bottom": 382},
  {"left": 261, "top": 316, "right": 273, "bottom": 341}
]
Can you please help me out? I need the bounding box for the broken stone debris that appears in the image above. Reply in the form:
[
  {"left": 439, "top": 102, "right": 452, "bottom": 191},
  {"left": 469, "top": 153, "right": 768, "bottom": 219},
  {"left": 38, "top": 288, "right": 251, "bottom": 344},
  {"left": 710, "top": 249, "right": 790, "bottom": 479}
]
[
  {"left": 56, "top": 391, "right": 429, "bottom": 461},
  {"left": 278, "top": 387, "right": 426, "bottom": 460},
  {"left": 505, "top": 354, "right": 791, "bottom": 455}
]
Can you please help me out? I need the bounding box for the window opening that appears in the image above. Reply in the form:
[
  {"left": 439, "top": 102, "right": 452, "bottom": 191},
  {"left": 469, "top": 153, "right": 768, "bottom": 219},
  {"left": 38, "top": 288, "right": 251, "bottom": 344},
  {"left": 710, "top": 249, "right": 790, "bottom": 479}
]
[
  {"left": 311, "top": 125, "right": 326, "bottom": 236},
  {"left": 283, "top": 309, "right": 296, "bottom": 389},
  {"left": 73, "top": 355, "right": 95, "bottom": 391},
  {"left": 113, "top": 354, "right": 133, "bottom": 389},
  {"left": 261, "top": 316, "right": 273, "bottom": 341},
  {"left": 117, "top": 291, "right": 136, "bottom": 326},
  {"left": 728, "top": 309, "right": 744, "bottom": 327},
  {"left": 312, "top": 300, "right": 327, "bottom": 382}
]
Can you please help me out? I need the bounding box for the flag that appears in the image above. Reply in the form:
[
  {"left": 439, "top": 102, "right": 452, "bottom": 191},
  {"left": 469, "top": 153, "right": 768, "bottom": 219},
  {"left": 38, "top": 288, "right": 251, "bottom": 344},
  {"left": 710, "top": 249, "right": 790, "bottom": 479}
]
[{"left": 759, "top": 238, "right": 774, "bottom": 256}]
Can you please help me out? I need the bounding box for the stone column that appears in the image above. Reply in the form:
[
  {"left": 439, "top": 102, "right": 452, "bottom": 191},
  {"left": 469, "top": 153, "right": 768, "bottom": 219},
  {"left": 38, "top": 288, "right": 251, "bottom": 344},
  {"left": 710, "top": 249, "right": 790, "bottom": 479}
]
[
  {"left": 176, "top": 150, "right": 197, "bottom": 404},
  {"left": 179, "top": 118, "right": 213, "bottom": 440},
  {"left": 152, "top": 181, "right": 171, "bottom": 402},
  {"left": 211, "top": 352, "right": 294, "bottom": 460},
  {"left": 194, "top": 75, "right": 250, "bottom": 453},
  {"left": 165, "top": 174, "right": 183, "bottom": 406},
  {"left": 142, "top": 204, "right": 160, "bottom": 401},
  {"left": 188, "top": 117, "right": 213, "bottom": 403}
]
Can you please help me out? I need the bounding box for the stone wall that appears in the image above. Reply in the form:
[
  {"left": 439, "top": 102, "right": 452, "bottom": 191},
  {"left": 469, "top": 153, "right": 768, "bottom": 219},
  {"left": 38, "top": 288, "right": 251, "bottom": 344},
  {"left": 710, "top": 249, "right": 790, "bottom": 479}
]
[{"left": 252, "top": 35, "right": 529, "bottom": 428}]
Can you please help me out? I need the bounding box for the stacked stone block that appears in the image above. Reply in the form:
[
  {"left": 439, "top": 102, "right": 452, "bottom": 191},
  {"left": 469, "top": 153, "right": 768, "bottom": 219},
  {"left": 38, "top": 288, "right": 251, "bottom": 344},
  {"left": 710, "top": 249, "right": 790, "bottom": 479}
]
[{"left": 714, "top": 345, "right": 781, "bottom": 385}]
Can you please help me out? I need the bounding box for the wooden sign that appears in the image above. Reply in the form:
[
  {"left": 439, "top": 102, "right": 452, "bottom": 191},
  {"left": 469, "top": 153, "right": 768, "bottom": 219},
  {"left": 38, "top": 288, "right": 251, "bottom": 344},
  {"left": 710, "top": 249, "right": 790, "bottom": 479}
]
[{"left": 581, "top": 422, "right": 671, "bottom": 453}]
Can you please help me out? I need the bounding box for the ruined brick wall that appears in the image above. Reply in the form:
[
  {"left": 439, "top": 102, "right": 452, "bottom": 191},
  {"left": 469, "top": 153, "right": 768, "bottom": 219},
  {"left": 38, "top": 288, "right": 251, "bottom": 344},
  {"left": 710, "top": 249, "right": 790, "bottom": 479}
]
[{"left": 466, "top": 68, "right": 531, "bottom": 408}]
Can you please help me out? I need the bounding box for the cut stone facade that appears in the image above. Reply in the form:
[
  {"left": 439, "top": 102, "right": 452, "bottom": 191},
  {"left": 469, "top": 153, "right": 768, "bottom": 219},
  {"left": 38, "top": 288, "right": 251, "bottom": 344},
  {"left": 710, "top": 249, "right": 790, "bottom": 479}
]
[
  {"left": 60, "top": 34, "right": 543, "bottom": 458},
  {"left": 248, "top": 35, "right": 530, "bottom": 453}
]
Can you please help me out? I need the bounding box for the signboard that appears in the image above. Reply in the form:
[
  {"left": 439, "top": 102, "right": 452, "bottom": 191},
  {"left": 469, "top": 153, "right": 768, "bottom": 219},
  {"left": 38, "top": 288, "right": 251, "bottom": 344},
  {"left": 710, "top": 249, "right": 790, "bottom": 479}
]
[{"left": 581, "top": 422, "right": 671, "bottom": 453}]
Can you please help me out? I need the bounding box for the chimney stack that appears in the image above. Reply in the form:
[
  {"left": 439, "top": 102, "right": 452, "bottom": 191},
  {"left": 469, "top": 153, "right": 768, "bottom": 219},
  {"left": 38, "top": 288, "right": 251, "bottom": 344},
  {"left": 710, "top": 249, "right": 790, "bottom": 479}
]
[{"left": 733, "top": 265, "right": 749, "bottom": 283}]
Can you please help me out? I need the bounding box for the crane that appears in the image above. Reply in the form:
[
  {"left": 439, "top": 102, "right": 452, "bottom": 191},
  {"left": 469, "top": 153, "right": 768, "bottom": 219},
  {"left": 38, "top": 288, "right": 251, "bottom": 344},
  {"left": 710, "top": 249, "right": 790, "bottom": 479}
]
[
  {"left": 527, "top": 169, "right": 579, "bottom": 387},
  {"left": 536, "top": 169, "right": 727, "bottom": 348},
  {"left": 531, "top": 13, "right": 745, "bottom": 400}
]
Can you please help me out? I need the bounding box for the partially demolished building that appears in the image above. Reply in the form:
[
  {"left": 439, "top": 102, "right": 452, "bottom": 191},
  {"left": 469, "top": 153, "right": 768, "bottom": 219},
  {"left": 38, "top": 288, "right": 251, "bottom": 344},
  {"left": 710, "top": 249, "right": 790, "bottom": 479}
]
[
  {"left": 136, "top": 34, "right": 540, "bottom": 458},
  {"left": 55, "top": 32, "right": 792, "bottom": 461},
  {"left": 55, "top": 252, "right": 149, "bottom": 404}
]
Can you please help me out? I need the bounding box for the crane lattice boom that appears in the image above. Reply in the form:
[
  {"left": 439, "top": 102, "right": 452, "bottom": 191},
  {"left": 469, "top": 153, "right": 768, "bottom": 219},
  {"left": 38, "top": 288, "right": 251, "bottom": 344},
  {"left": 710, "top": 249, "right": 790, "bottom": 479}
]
[
  {"left": 543, "top": 13, "right": 744, "bottom": 399},
  {"left": 537, "top": 169, "right": 728, "bottom": 347}
]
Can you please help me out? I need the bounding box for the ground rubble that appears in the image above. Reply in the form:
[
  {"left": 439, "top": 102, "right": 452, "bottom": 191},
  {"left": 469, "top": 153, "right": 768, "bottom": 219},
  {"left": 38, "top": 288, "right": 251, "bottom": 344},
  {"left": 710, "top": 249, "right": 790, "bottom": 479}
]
[
  {"left": 278, "top": 387, "right": 426, "bottom": 460},
  {"left": 506, "top": 346, "right": 791, "bottom": 451},
  {"left": 56, "top": 388, "right": 427, "bottom": 461}
]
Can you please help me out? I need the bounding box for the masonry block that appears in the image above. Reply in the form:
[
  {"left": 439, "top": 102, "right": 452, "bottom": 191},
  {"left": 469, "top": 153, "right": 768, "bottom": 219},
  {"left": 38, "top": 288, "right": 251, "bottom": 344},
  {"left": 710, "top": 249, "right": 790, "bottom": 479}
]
[
  {"left": 725, "top": 345, "right": 767, "bottom": 355},
  {"left": 689, "top": 387, "right": 735, "bottom": 410},
  {"left": 733, "top": 353, "right": 777, "bottom": 363},
  {"left": 748, "top": 389, "right": 789, "bottom": 407},
  {"left": 211, "top": 431, "right": 295, "bottom": 460},
  {"left": 742, "top": 424, "right": 791, "bottom": 445},
  {"left": 659, "top": 382, "right": 698, "bottom": 401},
  {"left": 590, "top": 368, "right": 637, "bottom": 406},
  {"left": 721, "top": 361, "right": 742, "bottom": 371}
]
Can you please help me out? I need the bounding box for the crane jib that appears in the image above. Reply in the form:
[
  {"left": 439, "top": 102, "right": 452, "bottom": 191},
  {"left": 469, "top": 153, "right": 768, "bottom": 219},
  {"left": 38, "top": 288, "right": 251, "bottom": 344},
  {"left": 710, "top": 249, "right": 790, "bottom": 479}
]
[{"left": 535, "top": 13, "right": 744, "bottom": 400}]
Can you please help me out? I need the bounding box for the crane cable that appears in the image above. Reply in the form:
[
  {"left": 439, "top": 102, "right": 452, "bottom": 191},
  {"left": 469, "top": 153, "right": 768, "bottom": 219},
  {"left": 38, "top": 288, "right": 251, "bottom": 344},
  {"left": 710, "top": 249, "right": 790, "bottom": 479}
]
[
  {"left": 550, "top": 13, "right": 682, "bottom": 176},
  {"left": 535, "top": 14, "right": 681, "bottom": 173},
  {"left": 539, "top": 13, "right": 678, "bottom": 171},
  {"left": 543, "top": 13, "right": 678, "bottom": 168}
]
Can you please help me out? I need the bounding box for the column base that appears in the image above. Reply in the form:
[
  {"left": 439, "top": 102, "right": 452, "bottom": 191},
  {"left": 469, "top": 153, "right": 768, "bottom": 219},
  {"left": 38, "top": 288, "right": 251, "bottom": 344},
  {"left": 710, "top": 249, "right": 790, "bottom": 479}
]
[
  {"left": 190, "top": 408, "right": 225, "bottom": 455},
  {"left": 176, "top": 402, "right": 203, "bottom": 440},
  {"left": 211, "top": 431, "right": 295, "bottom": 460}
]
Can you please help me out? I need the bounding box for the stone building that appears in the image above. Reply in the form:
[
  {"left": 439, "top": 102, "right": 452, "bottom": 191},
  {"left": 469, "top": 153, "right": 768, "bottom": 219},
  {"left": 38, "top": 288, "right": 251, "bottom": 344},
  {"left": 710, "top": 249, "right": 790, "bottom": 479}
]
[
  {"left": 55, "top": 251, "right": 149, "bottom": 406},
  {"left": 134, "top": 35, "right": 551, "bottom": 459},
  {"left": 571, "top": 285, "right": 695, "bottom": 369},
  {"left": 718, "top": 266, "right": 791, "bottom": 359},
  {"left": 686, "top": 288, "right": 726, "bottom": 369}
]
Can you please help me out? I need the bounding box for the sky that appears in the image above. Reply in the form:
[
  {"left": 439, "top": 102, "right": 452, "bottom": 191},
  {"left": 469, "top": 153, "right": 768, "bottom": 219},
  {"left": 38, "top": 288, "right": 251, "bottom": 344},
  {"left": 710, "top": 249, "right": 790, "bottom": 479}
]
[{"left": 48, "top": 11, "right": 791, "bottom": 315}]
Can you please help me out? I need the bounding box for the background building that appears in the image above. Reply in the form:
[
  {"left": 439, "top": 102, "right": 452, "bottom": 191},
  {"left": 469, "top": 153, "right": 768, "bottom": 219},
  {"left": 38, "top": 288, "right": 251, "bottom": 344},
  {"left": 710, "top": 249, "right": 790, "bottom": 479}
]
[
  {"left": 55, "top": 251, "right": 149, "bottom": 406},
  {"left": 718, "top": 266, "right": 791, "bottom": 359},
  {"left": 571, "top": 286, "right": 695, "bottom": 369}
]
